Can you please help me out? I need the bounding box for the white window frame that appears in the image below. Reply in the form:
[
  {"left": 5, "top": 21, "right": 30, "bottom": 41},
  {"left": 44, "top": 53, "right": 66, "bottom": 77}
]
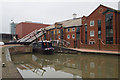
[
  {"left": 90, "top": 31, "right": 94, "bottom": 37},
  {"left": 58, "top": 35, "right": 60, "bottom": 39},
  {"left": 72, "top": 28, "right": 75, "bottom": 31},
  {"left": 98, "top": 31, "right": 101, "bottom": 34},
  {"left": 67, "top": 28, "right": 70, "bottom": 32},
  {"left": 89, "top": 41, "right": 95, "bottom": 45},
  {"left": 67, "top": 34, "right": 70, "bottom": 39},
  {"left": 90, "top": 20, "right": 94, "bottom": 26},
  {"left": 90, "top": 62, "right": 95, "bottom": 68},
  {"left": 58, "top": 30, "right": 60, "bottom": 33},
  {"left": 72, "top": 34, "right": 75, "bottom": 39}
]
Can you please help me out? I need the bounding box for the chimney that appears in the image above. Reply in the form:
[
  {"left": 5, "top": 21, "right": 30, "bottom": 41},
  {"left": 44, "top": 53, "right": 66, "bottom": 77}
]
[
  {"left": 73, "top": 13, "right": 77, "bottom": 19},
  {"left": 11, "top": 20, "right": 14, "bottom": 24}
]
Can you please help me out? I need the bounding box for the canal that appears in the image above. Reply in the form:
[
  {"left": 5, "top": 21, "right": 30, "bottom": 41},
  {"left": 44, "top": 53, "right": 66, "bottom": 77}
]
[{"left": 11, "top": 53, "right": 119, "bottom": 78}]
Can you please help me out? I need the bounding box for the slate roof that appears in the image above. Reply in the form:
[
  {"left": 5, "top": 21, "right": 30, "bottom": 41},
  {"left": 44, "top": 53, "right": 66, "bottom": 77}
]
[
  {"left": 56, "top": 18, "right": 82, "bottom": 28},
  {"left": 45, "top": 25, "right": 55, "bottom": 30}
]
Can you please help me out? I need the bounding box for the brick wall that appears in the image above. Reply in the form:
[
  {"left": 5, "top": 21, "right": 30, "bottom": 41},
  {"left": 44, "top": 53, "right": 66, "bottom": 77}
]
[{"left": 16, "top": 22, "right": 49, "bottom": 38}]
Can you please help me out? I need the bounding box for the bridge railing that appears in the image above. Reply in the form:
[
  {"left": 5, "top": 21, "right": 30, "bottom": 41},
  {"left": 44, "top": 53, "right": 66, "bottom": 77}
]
[
  {"left": 51, "top": 40, "right": 70, "bottom": 47},
  {"left": 17, "top": 28, "right": 45, "bottom": 43},
  {"left": 17, "top": 29, "right": 38, "bottom": 42}
]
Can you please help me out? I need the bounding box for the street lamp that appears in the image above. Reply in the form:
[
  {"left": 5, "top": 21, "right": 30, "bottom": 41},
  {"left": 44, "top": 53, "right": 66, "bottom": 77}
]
[{"left": 98, "top": 38, "right": 101, "bottom": 50}]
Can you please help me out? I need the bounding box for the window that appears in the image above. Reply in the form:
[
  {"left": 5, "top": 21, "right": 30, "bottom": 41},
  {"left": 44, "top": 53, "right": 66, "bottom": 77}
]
[
  {"left": 60, "top": 29, "right": 64, "bottom": 40},
  {"left": 51, "top": 31, "right": 54, "bottom": 40},
  {"left": 44, "top": 33, "right": 46, "bottom": 40},
  {"left": 98, "top": 31, "right": 101, "bottom": 34},
  {"left": 76, "top": 34, "right": 80, "bottom": 40},
  {"left": 90, "top": 62, "right": 95, "bottom": 68},
  {"left": 58, "top": 35, "right": 60, "bottom": 39},
  {"left": 89, "top": 41, "right": 95, "bottom": 45},
  {"left": 55, "top": 30, "right": 57, "bottom": 40},
  {"left": 67, "top": 34, "right": 70, "bottom": 39},
  {"left": 98, "top": 20, "right": 101, "bottom": 39},
  {"left": 90, "top": 73, "right": 95, "bottom": 78},
  {"left": 72, "top": 28, "right": 75, "bottom": 31},
  {"left": 90, "top": 20, "right": 94, "bottom": 26},
  {"left": 106, "top": 13, "right": 113, "bottom": 44},
  {"left": 67, "top": 28, "right": 70, "bottom": 32},
  {"left": 90, "top": 31, "right": 94, "bottom": 37},
  {"left": 76, "top": 27, "right": 80, "bottom": 32},
  {"left": 85, "top": 24, "right": 87, "bottom": 44},
  {"left": 72, "top": 34, "right": 75, "bottom": 39},
  {"left": 58, "top": 30, "right": 60, "bottom": 33}
]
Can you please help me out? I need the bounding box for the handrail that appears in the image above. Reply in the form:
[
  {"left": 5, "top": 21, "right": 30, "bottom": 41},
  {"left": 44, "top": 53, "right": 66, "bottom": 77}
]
[
  {"left": 17, "top": 29, "right": 38, "bottom": 42},
  {"left": 101, "top": 40, "right": 105, "bottom": 45}
]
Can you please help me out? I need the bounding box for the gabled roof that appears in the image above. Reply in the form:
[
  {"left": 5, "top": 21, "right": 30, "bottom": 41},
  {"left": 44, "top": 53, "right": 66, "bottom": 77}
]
[
  {"left": 62, "top": 18, "right": 82, "bottom": 28},
  {"left": 101, "top": 4, "right": 120, "bottom": 13},
  {"left": 102, "top": 8, "right": 120, "bottom": 14},
  {"left": 87, "top": 4, "right": 120, "bottom": 17},
  {"left": 55, "top": 18, "right": 82, "bottom": 28}
]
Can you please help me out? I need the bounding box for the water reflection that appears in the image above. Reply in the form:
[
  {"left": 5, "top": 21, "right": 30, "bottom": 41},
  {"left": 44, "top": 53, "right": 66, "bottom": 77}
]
[{"left": 11, "top": 53, "right": 119, "bottom": 78}]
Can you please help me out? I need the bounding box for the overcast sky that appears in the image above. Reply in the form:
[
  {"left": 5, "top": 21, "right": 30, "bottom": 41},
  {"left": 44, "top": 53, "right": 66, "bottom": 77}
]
[{"left": 0, "top": 0, "right": 120, "bottom": 33}]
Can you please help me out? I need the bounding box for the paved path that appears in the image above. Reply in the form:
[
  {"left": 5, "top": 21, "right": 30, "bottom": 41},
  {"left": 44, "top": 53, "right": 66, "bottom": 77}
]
[
  {"left": 70, "top": 48, "right": 120, "bottom": 55},
  {"left": 1, "top": 45, "right": 23, "bottom": 79}
]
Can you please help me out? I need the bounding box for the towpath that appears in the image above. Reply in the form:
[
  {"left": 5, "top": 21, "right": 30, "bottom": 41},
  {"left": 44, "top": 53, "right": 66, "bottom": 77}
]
[{"left": 0, "top": 45, "right": 23, "bottom": 79}]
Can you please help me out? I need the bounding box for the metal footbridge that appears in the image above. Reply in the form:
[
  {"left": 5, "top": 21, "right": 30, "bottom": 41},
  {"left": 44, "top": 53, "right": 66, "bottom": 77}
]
[
  {"left": 15, "top": 28, "right": 70, "bottom": 46},
  {"left": 16, "top": 28, "right": 46, "bottom": 45}
]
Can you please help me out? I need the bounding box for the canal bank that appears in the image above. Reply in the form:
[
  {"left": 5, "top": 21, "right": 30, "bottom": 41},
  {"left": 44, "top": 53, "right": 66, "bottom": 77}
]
[
  {"left": 1, "top": 45, "right": 32, "bottom": 79},
  {"left": 54, "top": 46, "right": 120, "bottom": 55}
]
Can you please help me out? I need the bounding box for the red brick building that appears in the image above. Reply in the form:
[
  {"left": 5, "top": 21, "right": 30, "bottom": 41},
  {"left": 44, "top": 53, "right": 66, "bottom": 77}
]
[
  {"left": 43, "top": 4, "right": 120, "bottom": 51},
  {"left": 80, "top": 5, "right": 120, "bottom": 51},
  {"left": 16, "top": 22, "right": 50, "bottom": 38},
  {"left": 17, "top": 5, "right": 119, "bottom": 51},
  {"left": 43, "top": 18, "right": 82, "bottom": 48}
]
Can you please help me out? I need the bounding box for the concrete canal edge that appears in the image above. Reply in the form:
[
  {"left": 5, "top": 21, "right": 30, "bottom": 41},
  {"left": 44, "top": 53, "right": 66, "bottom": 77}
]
[
  {"left": 2, "top": 45, "right": 32, "bottom": 79},
  {"left": 53, "top": 46, "right": 79, "bottom": 54}
]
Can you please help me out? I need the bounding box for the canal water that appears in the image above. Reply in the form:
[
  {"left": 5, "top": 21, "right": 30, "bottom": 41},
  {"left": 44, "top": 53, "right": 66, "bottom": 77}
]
[{"left": 11, "top": 53, "right": 119, "bottom": 78}]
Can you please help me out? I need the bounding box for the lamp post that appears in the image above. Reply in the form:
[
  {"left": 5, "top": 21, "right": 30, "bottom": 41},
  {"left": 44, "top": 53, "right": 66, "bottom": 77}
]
[
  {"left": 11, "top": 20, "right": 14, "bottom": 41},
  {"left": 99, "top": 38, "right": 101, "bottom": 50}
]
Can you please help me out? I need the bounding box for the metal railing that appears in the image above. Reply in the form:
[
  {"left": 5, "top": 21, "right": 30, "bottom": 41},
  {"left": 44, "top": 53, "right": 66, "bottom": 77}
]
[{"left": 17, "top": 28, "right": 45, "bottom": 43}]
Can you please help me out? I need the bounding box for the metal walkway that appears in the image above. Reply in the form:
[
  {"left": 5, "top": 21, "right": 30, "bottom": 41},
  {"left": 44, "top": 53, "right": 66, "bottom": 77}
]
[
  {"left": 16, "top": 28, "right": 70, "bottom": 46},
  {"left": 17, "top": 28, "right": 45, "bottom": 43}
]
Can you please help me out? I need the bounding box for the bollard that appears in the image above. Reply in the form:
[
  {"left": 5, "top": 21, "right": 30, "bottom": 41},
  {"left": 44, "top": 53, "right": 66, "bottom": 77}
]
[{"left": 2, "top": 63, "right": 6, "bottom": 67}]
